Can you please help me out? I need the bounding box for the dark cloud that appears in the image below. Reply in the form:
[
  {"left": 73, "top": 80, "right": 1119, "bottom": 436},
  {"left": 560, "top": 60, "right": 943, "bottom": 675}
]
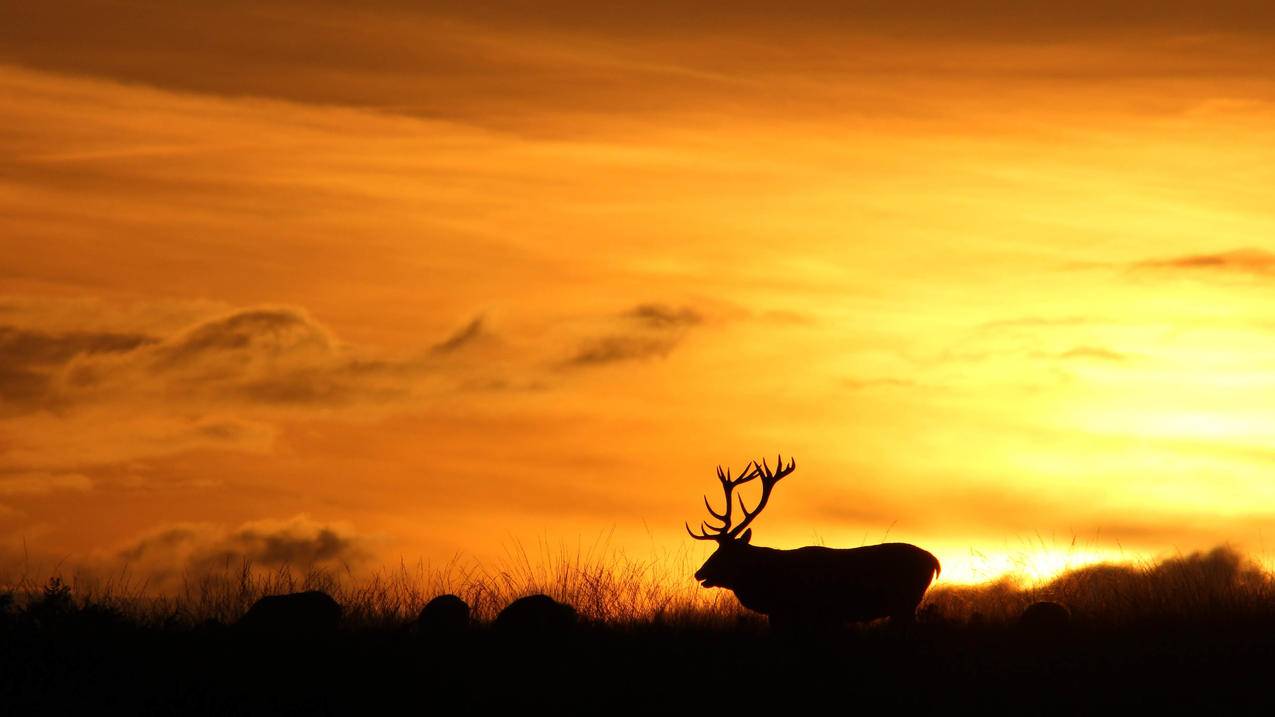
[
  {"left": 0, "top": 364, "right": 51, "bottom": 410},
  {"left": 145, "top": 308, "right": 332, "bottom": 369},
  {"left": 45, "top": 307, "right": 421, "bottom": 409},
  {"left": 115, "top": 516, "right": 373, "bottom": 586},
  {"left": 566, "top": 335, "right": 681, "bottom": 366},
  {"left": 624, "top": 304, "right": 703, "bottom": 329},
  {"left": 0, "top": 325, "right": 156, "bottom": 411},
  {"left": 562, "top": 302, "right": 705, "bottom": 368},
  {"left": 431, "top": 315, "right": 486, "bottom": 354},
  {"left": 1134, "top": 248, "right": 1275, "bottom": 277},
  {"left": 0, "top": 305, "right": 494, "bottom": 417},
  {"left": 0, "top": 325, "right": 156, "bottom": 365}
]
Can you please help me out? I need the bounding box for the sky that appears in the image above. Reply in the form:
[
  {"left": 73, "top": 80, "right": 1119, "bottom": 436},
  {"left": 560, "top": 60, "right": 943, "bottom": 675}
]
[{"left": 4, "top": 1, "right": 1275, "bottom": 587}]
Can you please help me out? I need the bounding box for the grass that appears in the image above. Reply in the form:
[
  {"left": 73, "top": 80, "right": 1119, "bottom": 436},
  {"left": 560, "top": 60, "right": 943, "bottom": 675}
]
[
  {"left": 7, "top": 543, "right": 1275, "bottom": 713},
  {"left": 3, "top": 542, "right": 1273, "bottom": 631}
]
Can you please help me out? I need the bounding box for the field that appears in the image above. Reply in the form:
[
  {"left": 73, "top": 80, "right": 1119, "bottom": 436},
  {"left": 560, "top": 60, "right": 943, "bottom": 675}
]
[{"left": 4, "top": 544, "right": 1275, "bottom": 713}]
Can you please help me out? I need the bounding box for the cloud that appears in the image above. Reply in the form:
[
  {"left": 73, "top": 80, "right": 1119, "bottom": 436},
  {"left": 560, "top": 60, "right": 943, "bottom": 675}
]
[
  {"left": 563, "top": 303, "right": 703, "bottom": 367},
  {"left": 114, "top": 515, "right": 374, "bottom": 588},
  {"left": 47, "top": 307, "right": 419, "bottom": 410},
  {"left": 6, "top": 305, "right": 551, "bottom": 415},
  {"left": 10, "top": 302, "right": 708, "bottom": 410},
  {"left": 623, "top": 304, "right": 703, "bottom": 329},
  {"left": 566, "top": 335, "right": 682, "bottom": 366},
  {"left": 1047, "top": 346, "right": 1128, "bottom": 362},
  {"left": 0, "top": 298, "right": 714, "bottom": 495},
  {"left": 0, "top": 325, "right": 156, "bottom": 413},
  {"left": 431, "top": 315, "right": 488, "bottom": 354},
  {"left": 0, "top": 325, "right": 155, "bottom": 365},
  {"left": 5, "top": 1, "right": 1275, "bottom": 130},
  {"left": 0, "top": 304, "right": 459, "bottom": 487},
  {"left": 1133, "top": 248, "right": 1275, "bottom": 277}
]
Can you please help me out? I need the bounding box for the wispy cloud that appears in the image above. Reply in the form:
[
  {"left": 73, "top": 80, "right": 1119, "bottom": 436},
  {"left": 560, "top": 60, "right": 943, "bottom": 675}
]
[
  {"left": 1052, "top": 346, "right": 1128, "bottom": 362},
  {"left": 112, "top": 515, "right": 375, "bottom": 590},
  {"left": 566, "top": 334, "right": 682, "bottom": 366},
  {"left": 430, "top": 315, "right": 487, "bottom": 354},
  {"left": 1133, "top": 248, "right": 1275, "bottom": 277},
  {"left": 0, "top": 325, "right": 157, "bottom": 414},
  {"left": 623, "top": 303, "right": 702, "bottom": 329},
  {"left": 50, "top": 307, "right": 417, "bottom": 409},
  {"left": 563, "top": 303, "right": 703, "bottom": 368}
]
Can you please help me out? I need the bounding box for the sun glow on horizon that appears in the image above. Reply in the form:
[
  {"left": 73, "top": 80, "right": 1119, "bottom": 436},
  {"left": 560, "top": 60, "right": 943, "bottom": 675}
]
[{"left": 931, "top": 544, "right": 1133, "bottom": 586}]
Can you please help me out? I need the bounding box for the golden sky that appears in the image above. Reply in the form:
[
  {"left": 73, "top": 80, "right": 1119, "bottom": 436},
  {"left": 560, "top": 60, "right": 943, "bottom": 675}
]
[{"left": 4, "top": 2, "right": 1275, "bottom": 586}]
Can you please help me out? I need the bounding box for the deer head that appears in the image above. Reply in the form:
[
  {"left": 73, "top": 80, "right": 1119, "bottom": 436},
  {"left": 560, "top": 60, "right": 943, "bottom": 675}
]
[{"left": 686, "top": 454, "right": 796, "bottom": 589}]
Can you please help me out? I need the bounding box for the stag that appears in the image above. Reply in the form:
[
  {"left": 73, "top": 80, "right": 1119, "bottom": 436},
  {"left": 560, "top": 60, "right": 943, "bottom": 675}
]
[{"left": 687, "top": 455, "right": 940, "bottom": 630}]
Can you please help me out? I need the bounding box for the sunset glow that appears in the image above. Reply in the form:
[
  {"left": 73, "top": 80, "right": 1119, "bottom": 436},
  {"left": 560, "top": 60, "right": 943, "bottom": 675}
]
[{"left": 4, "top": 2, "right": 1275, "bottom": 590}]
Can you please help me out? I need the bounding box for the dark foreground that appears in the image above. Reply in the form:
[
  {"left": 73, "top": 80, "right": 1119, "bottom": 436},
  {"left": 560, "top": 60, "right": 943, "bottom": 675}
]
[{"left": 5, "top": 615, "right": 1275, "bottom": 715}]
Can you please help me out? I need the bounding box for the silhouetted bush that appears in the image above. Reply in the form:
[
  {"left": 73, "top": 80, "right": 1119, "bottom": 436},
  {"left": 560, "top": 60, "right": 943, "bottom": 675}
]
[
  {"left": 236, "top": 590, "right": 342, "bottom": 634},
  {"left": 416, "top": 594, "right": 469, "bottom": 635},
  {"left": 26, "top": 577, "right": 75, "bottom": 627},
  {"left": 1019, "top": 600, "right": 1071, "bottom": 633},
  {"left": 493, "top": 594, "right": 577, "bottom": 635}
]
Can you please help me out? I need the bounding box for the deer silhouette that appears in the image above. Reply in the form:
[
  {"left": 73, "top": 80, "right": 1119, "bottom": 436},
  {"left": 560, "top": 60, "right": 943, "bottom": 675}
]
[{"left": 687, "top": 455, "right": 940, "bottom": 630}]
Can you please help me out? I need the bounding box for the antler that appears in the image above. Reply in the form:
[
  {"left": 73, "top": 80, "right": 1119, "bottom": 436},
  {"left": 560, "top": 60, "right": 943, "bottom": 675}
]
[
  {"left": 685, "top": 461, "right": 758, "bottom": 541},
  {"left": 686, "top": 454, "right": 796, "bottom": 542},
  {"left": 726, "top": 453, "right": 796, "bottom": 539}
]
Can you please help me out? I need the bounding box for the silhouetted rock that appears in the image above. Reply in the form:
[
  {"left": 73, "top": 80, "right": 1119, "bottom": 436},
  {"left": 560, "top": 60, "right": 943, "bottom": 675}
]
[
  {"left": 237, "top": 590, "right": 342, "bottom": 634},
  {"left": 493, "top": 594, "right": 577, "bottom": 635},
  {"left": 1019, "top": 600, "right": 1071, "bottom": 633},
  {"left": 417, "top": 594, "right": 469, "bottom": 635}
]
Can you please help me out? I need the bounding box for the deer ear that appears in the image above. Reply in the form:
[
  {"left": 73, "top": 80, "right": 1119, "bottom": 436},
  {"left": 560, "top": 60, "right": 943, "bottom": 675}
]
[{"left": 740, "top": 528, "right": 752, "bottom": 544}]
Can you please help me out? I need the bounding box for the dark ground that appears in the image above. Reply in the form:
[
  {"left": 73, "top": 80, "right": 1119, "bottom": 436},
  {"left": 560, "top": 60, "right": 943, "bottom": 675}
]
[{"left": 5, "top": 612, "right": 1275, "bottom": 715}]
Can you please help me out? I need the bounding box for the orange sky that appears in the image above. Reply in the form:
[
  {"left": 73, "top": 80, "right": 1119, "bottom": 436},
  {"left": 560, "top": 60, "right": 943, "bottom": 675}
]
[{"left": 4, "top": 2, "right": 1275, "bottom": 587}]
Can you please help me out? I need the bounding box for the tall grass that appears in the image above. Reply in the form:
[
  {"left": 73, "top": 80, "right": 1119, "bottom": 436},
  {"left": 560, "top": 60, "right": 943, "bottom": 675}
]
[
  {"left": 4, "top": 543, "right": 1273, "bottom": 630},
  {"left": 0, "top": 539, "right": 747, "bottom": 629}
]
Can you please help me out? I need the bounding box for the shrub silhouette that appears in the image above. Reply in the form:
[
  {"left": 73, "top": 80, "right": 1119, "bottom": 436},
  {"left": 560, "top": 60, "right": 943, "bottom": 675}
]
[
  {"left": 417, "top": 594, "right": 469, "bottom": 635},
  {"left": 493, "top": 594, "right": 577, "bottom": 634},
  {"left": 236, "top": 590, "right": 342, "bottom": 634},
  {"left": 26, "top": 577, "right": 75, "bottom": 627},
  {"left": 1019, "top": 600, "right": 1071, "bottom": 633}
]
